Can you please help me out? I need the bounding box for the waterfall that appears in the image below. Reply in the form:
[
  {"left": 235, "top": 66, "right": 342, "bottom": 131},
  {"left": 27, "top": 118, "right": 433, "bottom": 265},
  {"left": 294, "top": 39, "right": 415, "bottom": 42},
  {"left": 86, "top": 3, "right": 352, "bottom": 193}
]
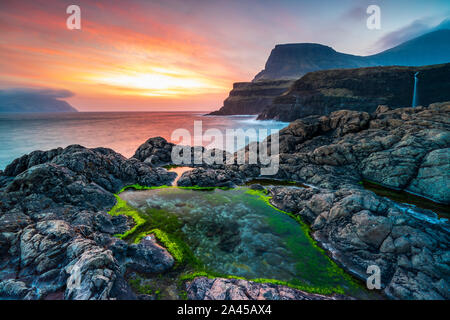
[{"left": 412, "top": 72, "right": 420, "bottom": 107}]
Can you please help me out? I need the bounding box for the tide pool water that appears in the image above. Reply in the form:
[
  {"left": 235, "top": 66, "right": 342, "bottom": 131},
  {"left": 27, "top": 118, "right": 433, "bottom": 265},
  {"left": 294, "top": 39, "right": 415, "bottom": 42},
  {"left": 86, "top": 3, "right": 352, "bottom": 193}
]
[{"left": 119, "top": 187, "right": 373, "bottom": 297}]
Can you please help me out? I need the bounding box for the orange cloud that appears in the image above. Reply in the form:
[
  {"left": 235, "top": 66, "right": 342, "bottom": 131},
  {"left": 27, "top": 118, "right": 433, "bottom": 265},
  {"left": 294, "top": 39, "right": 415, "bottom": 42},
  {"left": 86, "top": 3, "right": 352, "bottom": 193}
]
[{"left": 0, "top": 0, "right": 241, "bottom": 111}]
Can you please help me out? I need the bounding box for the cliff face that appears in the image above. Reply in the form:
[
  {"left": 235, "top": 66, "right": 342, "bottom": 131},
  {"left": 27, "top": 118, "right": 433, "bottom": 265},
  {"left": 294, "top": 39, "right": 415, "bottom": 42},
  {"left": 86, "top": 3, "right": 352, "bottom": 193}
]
[
  {"left": 208, "top": 80, "right": 293, "bottom": 115},
  {"left": 209, "top": 29, "right": 450, "bottom": 116},
  {"left": 258, "top": 63, "right": 450, "bottom": 121}
]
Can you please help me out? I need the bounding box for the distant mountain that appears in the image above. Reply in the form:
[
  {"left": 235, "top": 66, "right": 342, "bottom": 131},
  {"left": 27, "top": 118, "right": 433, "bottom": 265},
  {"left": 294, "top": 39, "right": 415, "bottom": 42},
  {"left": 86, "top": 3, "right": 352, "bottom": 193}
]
[
  {"left": 254, "top": 29, "right": 450, "bottom": 81},
  {"left": 253, "top": 43, "right": 367, "bottom": 81},
  {"left": 210, "top": 28, "right": 450, "bottom": 116},
  {"left": 370, "top": 30, "right": 450, "bottom": 66},
  {"left": 0, "top": 89, "right": 77, "bottom": 113}
]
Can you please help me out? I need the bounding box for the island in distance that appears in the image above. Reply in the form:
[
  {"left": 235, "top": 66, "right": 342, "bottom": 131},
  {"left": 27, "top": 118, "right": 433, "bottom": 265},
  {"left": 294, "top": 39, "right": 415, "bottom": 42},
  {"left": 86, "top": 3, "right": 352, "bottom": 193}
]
[{"left": 0, "top": 88, "right": 77, "bottom": 113}]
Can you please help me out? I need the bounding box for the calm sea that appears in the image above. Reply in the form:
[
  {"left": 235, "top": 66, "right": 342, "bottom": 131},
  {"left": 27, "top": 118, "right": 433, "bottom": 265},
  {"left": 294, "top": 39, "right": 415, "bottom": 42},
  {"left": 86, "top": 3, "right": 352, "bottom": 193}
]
[{"left": 0, "top": 112, "right": 288, "bottom": 170}]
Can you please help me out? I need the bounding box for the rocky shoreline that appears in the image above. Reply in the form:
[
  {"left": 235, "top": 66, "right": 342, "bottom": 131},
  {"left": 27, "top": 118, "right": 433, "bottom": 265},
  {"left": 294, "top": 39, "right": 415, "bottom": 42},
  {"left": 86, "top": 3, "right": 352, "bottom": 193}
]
[{"left": 0, "top": 102, "right": 449, "bottom": 300}]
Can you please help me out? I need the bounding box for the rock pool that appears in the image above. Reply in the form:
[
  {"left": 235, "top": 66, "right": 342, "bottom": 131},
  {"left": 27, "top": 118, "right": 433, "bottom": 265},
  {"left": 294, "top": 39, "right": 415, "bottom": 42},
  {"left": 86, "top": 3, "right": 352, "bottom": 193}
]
[
  {"left": 361, "top": 180, "right": 450, "bottom": 219},
  {"left": 117, "top": 186, "right": 374, "bottom": 297}
]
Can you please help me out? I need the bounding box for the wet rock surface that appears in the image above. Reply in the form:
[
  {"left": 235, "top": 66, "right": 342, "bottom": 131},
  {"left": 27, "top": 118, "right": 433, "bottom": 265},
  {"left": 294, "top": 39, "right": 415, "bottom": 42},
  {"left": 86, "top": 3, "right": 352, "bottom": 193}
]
[
  {"left": 0, "top": 145, "right": 176, "bottom": 300},
  {"left": 177, "top": 167, "right": 245, "bottom": 188},
  {"left": 269, "top": 186, "right": 449, "bottom": 300},
  {"left": 185, "top": 277, "right": 341, "bottom": 300},
  {"left": 133, "top": 137, "right": 176, "bottom": 166},
  {"left": 258, "top": 102, "right": 450, "bottom": 204},
  {"left": 125, "top": 235, "right": 174, "bottom": 274}
]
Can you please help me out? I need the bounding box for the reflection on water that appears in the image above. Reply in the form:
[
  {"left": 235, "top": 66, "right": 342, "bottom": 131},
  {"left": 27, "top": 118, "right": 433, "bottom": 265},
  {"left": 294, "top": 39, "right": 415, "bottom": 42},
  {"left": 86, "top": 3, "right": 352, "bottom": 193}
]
[
  {"left": 362, "top": 180, "right": 450, "bottom": 219},
  {"left": 0, "top": 112, "right": 288, "bottom": 170},
  {"left": 120, "top": 187, "right": 375, "bottom": 298}
]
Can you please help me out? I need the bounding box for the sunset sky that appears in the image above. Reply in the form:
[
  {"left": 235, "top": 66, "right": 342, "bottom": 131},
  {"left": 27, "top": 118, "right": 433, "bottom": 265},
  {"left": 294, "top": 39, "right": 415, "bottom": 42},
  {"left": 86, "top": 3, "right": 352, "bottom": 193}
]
[{"left": 0, "top": 0, "right": 449, "bottom": 111}]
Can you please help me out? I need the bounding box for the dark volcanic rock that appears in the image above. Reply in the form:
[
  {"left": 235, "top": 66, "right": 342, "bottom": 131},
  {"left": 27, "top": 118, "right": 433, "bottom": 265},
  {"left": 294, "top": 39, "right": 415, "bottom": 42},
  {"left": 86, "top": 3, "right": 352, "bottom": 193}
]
[
  {"left": 125, "top": 234, "right": 174, "bottom": 274},
  {"left": 4, "top": 144, "right": 175, "bottom": 193},
  {"left": 4, "top": 163, "right": 116, "bottom": 212},
  {"left": 0, "top": 144, "right": 178, "bottom": 300},
  {"left": 177, "top": 167, "right": 245, "bottom": 188},
  {"left": 268, "top": 186, "right": 449, "bottom": 300},
  {"left": 0, "top": 280, "right": 32, "bottom": 299},
  {"left": 133, "top": 137, "right": 176, "bottom": 166},
  {"left": 206, "top": 102, "right": 449, "bottom": 299},
  {"left": 185, "top": 277, "right": 341, "bottom": 300},
  {"left": 0, "top": 144, "right": 177, "bottom": 216},
  {"left": 0, "top": 101, "right": 448, "bottom": 300},
  {"left": 133, "top": 137, "right": 234, "bottom": 170},
  {"left": 261, "top": 103, "right": 450, "bottom": 204}
]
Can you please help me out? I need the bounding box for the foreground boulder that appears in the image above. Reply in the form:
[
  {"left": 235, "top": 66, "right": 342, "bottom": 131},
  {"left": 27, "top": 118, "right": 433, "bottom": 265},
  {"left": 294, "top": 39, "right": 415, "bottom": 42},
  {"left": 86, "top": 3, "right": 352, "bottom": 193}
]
[
  {"left": 177, "top": 167, "right": 245, "bottom": 188},
  {"left": 124, "top": 235, "right": 174, "bottom": 274},
  {"left": 3, "top": 144, "right": 175, "bottom": 193},
  {"left": 0, "top": 145, "right": 176, "bottom": 214},
  {"left": 133, "top": 137, "right": 176, "bottom": 166}
]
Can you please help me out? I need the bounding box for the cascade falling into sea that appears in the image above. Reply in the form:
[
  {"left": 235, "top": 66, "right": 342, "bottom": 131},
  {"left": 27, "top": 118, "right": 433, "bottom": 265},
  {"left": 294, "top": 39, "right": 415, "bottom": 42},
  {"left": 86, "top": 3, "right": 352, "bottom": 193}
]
[{"left": 412, "top": 72, "right": 420, "bottom": 107}]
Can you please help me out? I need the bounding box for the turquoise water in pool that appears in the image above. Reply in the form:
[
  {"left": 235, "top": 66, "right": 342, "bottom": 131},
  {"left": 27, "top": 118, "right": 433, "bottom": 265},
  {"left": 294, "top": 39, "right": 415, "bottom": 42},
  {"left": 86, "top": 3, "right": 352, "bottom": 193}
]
[{"left": 120, "top": 187, "right": 373, "bottom": 297}]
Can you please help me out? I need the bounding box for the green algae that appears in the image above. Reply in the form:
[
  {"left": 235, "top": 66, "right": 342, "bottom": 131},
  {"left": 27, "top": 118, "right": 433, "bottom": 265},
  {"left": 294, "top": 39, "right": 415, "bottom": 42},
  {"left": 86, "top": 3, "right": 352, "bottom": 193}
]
[
  {"left": 134, "top": 229, "right": 184, "bottom": 263},
  {"left": 108, "top": 195, "right": 146, "bottom": 240},
  {"left": 179, "top": 271, "right": 345, "bottom": 295},
  {"left": 163, "top": 164, "right": 181, "bottom": 170},
  {"left": 243, "top": 188, "right": 357, "bottom": 292},
  {"left": 128, "top": 276, "right": 162, "bottom": 298},
  {"left": 110, "top": 184, "right": 368, "bottom": 297},
  {"left": 111, "top": 191, "right": 203, "bottom": 267}
]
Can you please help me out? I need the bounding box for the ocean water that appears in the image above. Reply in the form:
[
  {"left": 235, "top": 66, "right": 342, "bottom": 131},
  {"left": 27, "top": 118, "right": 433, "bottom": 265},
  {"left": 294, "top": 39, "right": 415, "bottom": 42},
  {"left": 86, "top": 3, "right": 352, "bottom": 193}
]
[{"left": 0, "top": 112, "right": 288, "bottom": 170}]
